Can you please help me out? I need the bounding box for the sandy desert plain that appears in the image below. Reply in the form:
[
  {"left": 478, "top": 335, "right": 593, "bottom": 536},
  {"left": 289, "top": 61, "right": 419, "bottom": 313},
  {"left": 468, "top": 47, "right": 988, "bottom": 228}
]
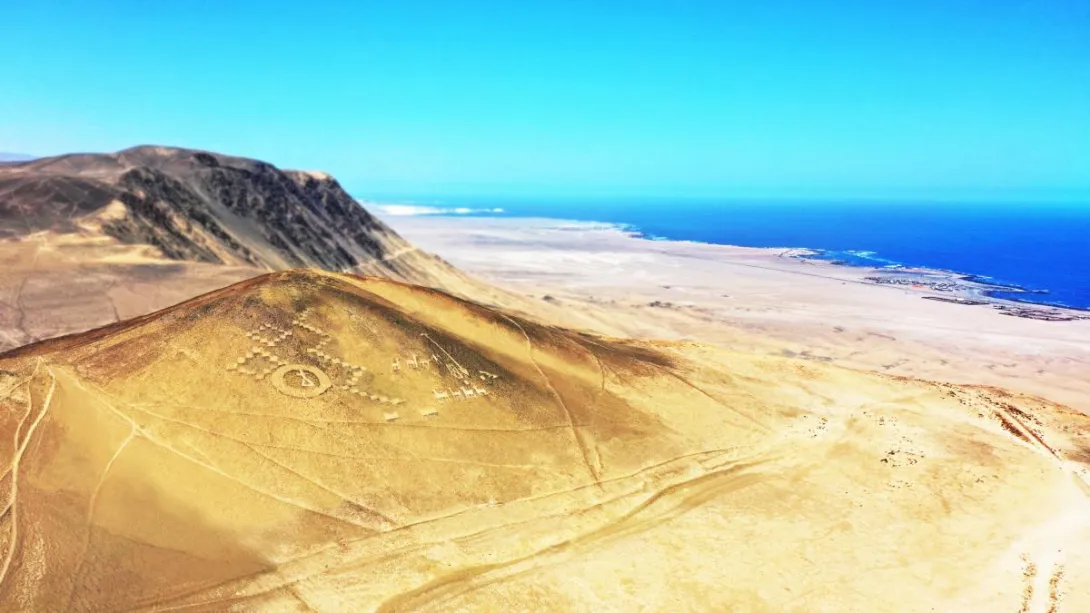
[
  {"left": 1, "top": 154, "right": 1089, "bottom": 611},
  {"left": 384, "top": 215, "right": 1090, "bottom": 412}
]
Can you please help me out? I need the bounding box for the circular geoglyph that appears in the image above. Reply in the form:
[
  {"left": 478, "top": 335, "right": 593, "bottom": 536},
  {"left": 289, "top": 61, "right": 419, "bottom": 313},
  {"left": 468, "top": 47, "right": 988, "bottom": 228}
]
[{"left": 270, "top": 364, "right": 331, "bottom": 398}]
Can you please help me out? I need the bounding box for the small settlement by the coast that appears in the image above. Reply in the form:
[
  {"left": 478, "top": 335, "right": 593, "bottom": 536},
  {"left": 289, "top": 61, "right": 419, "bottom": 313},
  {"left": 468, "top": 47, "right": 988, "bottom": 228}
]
[{"left": 858, "top": 270, "right": 1089, "bottom": 322}]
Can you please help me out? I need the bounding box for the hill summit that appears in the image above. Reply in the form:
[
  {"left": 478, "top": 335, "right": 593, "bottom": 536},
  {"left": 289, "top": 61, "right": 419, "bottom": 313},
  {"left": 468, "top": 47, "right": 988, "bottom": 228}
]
[
  {"left": 0, "top": 145, "right": 445, "bottom": 280},
  {"left": 0, "top": 146, "right": 487, "bottom": 352},
  {"left": 1, "top": 269, "right": 1088, "bottom": 611}
]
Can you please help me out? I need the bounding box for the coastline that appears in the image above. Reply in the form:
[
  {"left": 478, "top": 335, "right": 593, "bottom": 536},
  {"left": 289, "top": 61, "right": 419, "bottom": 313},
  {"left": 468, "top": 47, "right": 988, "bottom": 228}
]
[
  {"left": 378, "top": 213, "right": 1090, "bottom": 412},
  {"left": 614, "top": 219, "right": 1088, "bottom": 315},
  {"left": 386, "top": 212, "right": 1090, "bottom": 319}
]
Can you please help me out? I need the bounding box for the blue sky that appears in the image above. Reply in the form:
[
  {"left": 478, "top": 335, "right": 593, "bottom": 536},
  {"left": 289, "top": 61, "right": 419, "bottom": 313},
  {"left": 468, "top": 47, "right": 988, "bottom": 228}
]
[{"left": 3, "top": 0, "right": 1088, "bottom": 201}]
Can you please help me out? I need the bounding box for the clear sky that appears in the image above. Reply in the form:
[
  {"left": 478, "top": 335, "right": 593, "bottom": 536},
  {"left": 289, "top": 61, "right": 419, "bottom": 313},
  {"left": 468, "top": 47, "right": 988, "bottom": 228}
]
[{"left": 3, "top": 0, "right": 1088, "bottom": 201}]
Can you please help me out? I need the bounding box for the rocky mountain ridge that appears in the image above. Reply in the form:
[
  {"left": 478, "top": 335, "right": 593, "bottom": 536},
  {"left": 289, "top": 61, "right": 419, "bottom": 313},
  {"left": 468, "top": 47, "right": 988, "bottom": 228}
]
[{"left": 0, "top": 145, "right": 427, "bottom": 275}]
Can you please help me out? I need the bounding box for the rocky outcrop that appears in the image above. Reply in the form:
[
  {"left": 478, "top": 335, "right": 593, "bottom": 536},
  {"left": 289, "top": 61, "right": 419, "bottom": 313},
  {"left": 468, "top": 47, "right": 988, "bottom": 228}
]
[{"left": 0, "top": 145, "right": 426, "bottom": 276}]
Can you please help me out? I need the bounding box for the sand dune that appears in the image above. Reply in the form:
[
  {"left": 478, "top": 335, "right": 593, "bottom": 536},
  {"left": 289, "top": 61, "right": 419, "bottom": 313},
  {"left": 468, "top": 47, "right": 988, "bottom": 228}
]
[{"left": 0, "top": 269, "right": 1087, "bottom": 611}]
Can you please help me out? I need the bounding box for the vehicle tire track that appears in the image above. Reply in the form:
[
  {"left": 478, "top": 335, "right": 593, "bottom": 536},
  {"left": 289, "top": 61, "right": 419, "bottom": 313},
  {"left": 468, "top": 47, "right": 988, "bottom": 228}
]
[
  {"left": 63, "top": 425, "right": 137, "bottom": 610},
  {"left": 63, "top": 373, "right": 380, "bottom": 531},
  {"left": 134, "top": 446, "right": 761, "bottom": 612},
  {"left": 0, "top": 365, "right": 55, "bottom": 590},
  {"left": 500, "top": 314, "right": 601, "bottom": 485},
  {"left": 375, "top": 459, "right": 768, "bottom": 613},
  {"left": 661, "top": 367, "right": 773, "bottom": 433}
]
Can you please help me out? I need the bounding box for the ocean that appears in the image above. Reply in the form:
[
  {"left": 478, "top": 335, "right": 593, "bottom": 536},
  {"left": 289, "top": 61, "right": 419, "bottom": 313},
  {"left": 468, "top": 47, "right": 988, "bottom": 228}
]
[{"left": 376, "top": 198, "right": 1090, "bottom": 310}]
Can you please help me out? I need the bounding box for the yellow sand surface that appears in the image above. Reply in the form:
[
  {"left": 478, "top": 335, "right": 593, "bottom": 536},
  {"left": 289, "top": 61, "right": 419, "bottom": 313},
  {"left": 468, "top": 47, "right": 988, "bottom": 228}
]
[
  {"left": 1, "top": 269, "right": 1087, "bottom": 611},
  {"left": 386, "top": 216, "right": 1090, "bottom": 412}
]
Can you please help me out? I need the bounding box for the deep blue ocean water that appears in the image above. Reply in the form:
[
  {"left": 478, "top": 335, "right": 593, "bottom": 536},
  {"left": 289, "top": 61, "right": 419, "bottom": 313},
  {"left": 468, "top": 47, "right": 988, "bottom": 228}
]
[{"left": 388, "top": 198, "right": 1090, "bottom": 310}]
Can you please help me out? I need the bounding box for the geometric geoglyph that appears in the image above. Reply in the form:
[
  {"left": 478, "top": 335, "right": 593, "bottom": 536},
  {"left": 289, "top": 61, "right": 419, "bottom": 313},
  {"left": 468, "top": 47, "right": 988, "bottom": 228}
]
[
  {"left": 270, "top": 363, "right": 331, "bottom": 398},
  {"left": 224, "top": 309, "right": 498, "bottom": 415},
  {"left": 226, "top": 307, "right": 369, "bottom": 401}
]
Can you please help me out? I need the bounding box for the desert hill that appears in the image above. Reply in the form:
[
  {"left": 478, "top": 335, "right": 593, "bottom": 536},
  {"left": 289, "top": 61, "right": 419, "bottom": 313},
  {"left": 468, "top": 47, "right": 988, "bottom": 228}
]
[
  {"left": 0, "top": 146, "right": 499, "bottom": 352},
  {"left": 0, "top": 145, "right": 437, "bottom": 274},
  {"left": 1, "top": 268, "right": 1087, "bottom": 611},
  {"left": 0, "top": 154, "right": 34, "bottom": 163}
]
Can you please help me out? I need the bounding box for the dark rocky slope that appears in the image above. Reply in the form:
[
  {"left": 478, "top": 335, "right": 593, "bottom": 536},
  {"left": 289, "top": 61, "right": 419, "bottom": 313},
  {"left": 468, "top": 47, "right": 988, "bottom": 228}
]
[{"left": 0, "top": 146, "right": 429, "bottom": 275}]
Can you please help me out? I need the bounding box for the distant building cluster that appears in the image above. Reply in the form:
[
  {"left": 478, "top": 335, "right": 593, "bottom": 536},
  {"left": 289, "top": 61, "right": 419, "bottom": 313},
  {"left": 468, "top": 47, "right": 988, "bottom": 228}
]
[{"left": 864, "top": 276, "right": 959, "bottom": 292}]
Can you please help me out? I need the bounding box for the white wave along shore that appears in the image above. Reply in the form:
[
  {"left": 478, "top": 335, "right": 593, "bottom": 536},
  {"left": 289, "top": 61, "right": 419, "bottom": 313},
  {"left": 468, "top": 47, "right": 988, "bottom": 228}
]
[{"left": 375, "top": 204, "right": 506, "bottom": 216}]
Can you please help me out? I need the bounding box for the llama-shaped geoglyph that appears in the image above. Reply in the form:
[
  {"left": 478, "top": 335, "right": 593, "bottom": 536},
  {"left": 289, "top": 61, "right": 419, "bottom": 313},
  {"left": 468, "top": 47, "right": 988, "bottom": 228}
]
[{"left": 225, "top": 309, "right": 499, "bottom": 419}]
